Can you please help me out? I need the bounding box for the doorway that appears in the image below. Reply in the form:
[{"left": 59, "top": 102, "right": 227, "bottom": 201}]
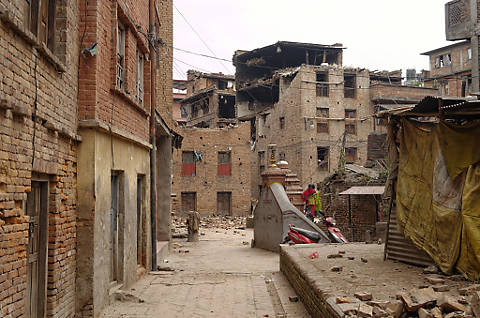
[
  {"left": 110, "top": 172, "right": 124, "bottom": 284},
  {"left": 26, "top": 180, "right": 48, "bottom": 318},
  {"left": 217, "top": 192, "right": 232, "bottom": 216},
  {"left": 136, "top": 176, "right": 146, "bottom": 267},
  {"left": 181, "top": 192, "right": 196, "bottom": 213}
]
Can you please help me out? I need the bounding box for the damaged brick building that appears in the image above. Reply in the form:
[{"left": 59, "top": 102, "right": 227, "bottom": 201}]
[
  {"left": 421, "top": 40, "right": 473, "bottom": 97},
  {"left": 233, "top": 41, "right": 437, "bottom": 200},
  {"left": 0, "top": 1, "right": 80, "bottom": 318},
  {"left": 172, "top": 71, "right": 251, "bottom": 216},
  {"left": 0, "top": 1, "right": 177, "bottom": 318}
]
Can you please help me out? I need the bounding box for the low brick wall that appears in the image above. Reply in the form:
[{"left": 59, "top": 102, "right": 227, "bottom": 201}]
[{"left": 280, "top": 245, "right": 343, "bottom": 318}]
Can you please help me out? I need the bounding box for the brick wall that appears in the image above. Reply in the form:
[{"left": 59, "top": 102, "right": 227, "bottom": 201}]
[
  {"left": 171, "top": 122, "right": 252, "bottom": 216},
  {"left": 367, "top": 132, "right": 387, "bottom": 163},
  {"left": 0, "top": 0, "right": 79, "bottom": 317},
  {"left": 78, "top": 0, "right": 151, "bottom": 142},
  {"left": 320, "top": 175, "right": 384, "bottom": 242},
  {"left": 370, "top": 84, "right": 437, "bottom": 102}
]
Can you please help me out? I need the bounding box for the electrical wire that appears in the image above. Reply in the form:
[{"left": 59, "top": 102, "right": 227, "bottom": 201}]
[
  {"left": 174, "top": 57, "right": 214, "bottom": 73},
  {"left": 173, "top": 4, "right": 231, "bottom": 73}
]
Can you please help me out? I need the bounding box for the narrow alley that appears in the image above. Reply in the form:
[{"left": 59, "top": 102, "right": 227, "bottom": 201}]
[{"left": 101, "top": 218, "right": 311, "bottom": 318}]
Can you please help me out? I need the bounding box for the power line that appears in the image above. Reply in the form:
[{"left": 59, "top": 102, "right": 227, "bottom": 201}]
[
  {"left": 173, "top": 4, "right": 231, "bottom": 73},
  {"left": 174, "top": 47, "right": 232, "bottom": 63},
  {"left": 174, "top": 57, "right": 214, "bottom": 73}
]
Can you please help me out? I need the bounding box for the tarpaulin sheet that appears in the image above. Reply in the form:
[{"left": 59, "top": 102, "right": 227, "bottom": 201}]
[{"left": 396, "top": 119, "right": 480, "bottom": 280}]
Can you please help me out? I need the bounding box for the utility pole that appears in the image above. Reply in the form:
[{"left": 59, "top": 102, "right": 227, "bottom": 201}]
[{"left": 470, "top": 0, "right": 479, "bottom": 94}]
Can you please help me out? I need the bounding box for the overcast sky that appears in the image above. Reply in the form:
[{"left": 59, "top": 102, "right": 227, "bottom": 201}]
[{"left": 172, "top": 0, "right": 453, "bottom": 80}]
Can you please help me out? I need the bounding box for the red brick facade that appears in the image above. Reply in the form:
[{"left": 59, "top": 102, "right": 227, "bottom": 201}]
[{"left": 0, "top": 1, "right": 79, "bottom": 318}]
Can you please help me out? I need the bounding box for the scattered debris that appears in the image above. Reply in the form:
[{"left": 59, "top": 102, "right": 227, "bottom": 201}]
[
  {"left": 288, "top": 296, "right": 299, "bottom": 302},
  {"left": 309, "top": 251, "right": 319, "bottom": 259},
  {"left": 331, "top": 266, "right": 343, "bottom": 272},
  {"left": 327, "top": 253, "right": 343, "bottom": 259},
  {"left": 433, "top": 285, "right": 450, "bottom": 292},
  {"left": 357, "top": 302, "right": 373, "bottom": 317},
  {"left": 361, "top": 257, "right": 368, "bottom": 263},
  {"left": 423, "top": 265, "right": 439, "bottom": 275},
  {"left": 113, "top": 290, "right": 144, "bottom": 303},
  {"left": 354, "top": 292, "right": 373, "bottom": 301}
]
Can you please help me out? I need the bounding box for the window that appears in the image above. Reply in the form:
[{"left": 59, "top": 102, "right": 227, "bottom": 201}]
[
  {"left": 181, "top": 151, "right": 196, "bottom": 176},
  {"left": 217, "top": 80, "right": 227, "bottom": 90},
  {"left": 316, "top": 107, "right": 329, "bottom": 118},
  {"left": 136, "top": 49, "right": 144, "bottom": 105},
  {"left": 317, "top": 147, "right": 329, "bottom": 171},
  {"left": 345, "top": 122, "right": 356, "bottom": 135},
  {"left": 25, "top": 0, "right": 56, "bottom": 49},
  {"left": 344, "top": 74, "right": 356, "bottom": 98},
  {"left": 316, "top": 72, "right": 329, "bottom": 97},
  {"left": 345, "top": 147, "right": 357, "bottom": 163},
  {"left": 345, "top": 109, "right": 357, "bottom": 134},
  {"left": 461, "top": 76, "right": 472, "bottom": 97},
  {"left": 217, "top": 151, "right": 231, "bottom": 176},
  {"left": 279, "top": 117, "right": 285, "bottom": 129},
  {"left": 345, "top": 109, "right": 357, "bottom": 118},
  {"left": 444, "top": 54, "right": 452, "bottom": 66},
  {"left": 116, "top": 22, "right": 126, "bottom": 90},
  {"left": 180, "top": 105, "right": 187, "bottom": 118},
  {"left": 258, "top": 151, "right": 265, "bottom": 173},
  {"left": 435, "top": 56, "right": 441, "bottom": 68},
  {"left": 317, "top": 122, "right": 329, "bottom": 133},
  {"left": 467, "top": 48, "right": 472, "bottom": 60}
]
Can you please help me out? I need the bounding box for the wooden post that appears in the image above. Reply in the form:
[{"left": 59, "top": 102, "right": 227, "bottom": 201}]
[{"left": 187, "top": 211, "right": 200, "bottom": 242}]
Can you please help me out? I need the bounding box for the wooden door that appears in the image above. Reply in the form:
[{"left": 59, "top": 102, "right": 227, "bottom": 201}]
[
  {"left": 136, "top": 177, "right": 145, "bottom": 266},
  {"left": 110, "top": 175, "right": 119, "bottom": 282},
  {"left": 181, "top": 192, "right": 196, "bottom": 213},
  {"left": 217, "top": 192, "right": 231, "bottom": 216},
  {"left": 27, "top": 180, "right": 48, "bottom": 318}
]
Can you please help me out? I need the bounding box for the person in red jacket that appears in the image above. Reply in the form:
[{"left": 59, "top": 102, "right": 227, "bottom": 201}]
[{"left": 301, "top": 184, "right": 317, "bottom": 220}]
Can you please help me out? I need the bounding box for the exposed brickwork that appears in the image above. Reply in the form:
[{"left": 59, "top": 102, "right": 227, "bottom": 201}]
[
  {"left": 422, "top": 41, "right": 472, "bottom": 97},
  {"left": 367, "top": 132, "right": 387, "bottom": 164},
  {"left": 320, "top": 175, "right": 385, "bottom": 242},
  {"left": 171, "top": 122, "right": 252, "bottom": 216},
  {"left": 280, "top": 246, "right": 341, "bottom": 318},
  {"left": 78, "top": 0, "right": 151, "bottom": 142},
  {"left": 0, "top": 0, "right": 79, "bottom": 317}
]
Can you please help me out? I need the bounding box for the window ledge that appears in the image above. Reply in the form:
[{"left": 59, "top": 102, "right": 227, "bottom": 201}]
[
  {"left": 0, "top": 8, "right": 66, "bottom": 73},
  {"left": 111, "top": 87, "right": 149, "bottom": 117}
]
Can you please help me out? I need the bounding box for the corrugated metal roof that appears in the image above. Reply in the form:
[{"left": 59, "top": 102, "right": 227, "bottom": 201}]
[{"left": 339, "top": 186, "right": 385, "bottom": 195}]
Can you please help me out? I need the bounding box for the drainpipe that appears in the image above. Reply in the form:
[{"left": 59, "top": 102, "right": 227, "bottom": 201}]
[{"left": 149, "top": 0, "right": 157, "bottom": 271}]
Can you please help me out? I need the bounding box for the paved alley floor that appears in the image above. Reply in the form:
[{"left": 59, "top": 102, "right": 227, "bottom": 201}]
[{"left": 101, "top": 227, "right": 311, "bottom": 318}]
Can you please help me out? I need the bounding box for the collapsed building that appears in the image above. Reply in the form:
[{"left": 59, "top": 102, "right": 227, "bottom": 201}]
[
  {"left": 172, "top": 71, "right": 252, "bottom": 216},
  {"left": 233, "top": 41, "right": 437, "bottom": 200},
  {"left": 181, "top": 70, "right": 236, "bottom": 128}
]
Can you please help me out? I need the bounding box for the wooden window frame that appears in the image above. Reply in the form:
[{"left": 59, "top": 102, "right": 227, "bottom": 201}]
[
  {"left": 317, "top": 147, "right": 329, "bottom": 171},
  {"left": 344, "top": 74, "right": 356, "bottom": 98},
  {"left": 316, "top": 71, "right": 329, "bottom": 97},
  {"left": 25, "top": 0, "right": 56, "bottom": 50},
  {"left": 116, "top": 21, "right": 126, "bottom": 90},
  {"left": 345, "top": 122, "right": 357, "bottom": 135},
  {"left": 316, "top": 121, "right": 329, "bottom": 134},
  {"left": 136, "top": 48, "right": 145, "bottom": 105},
  {"left": 345, "top": 147, "right": 357, "bottom": 163},
  {"left": 217, "top": 151, "right": 231, "bottom": 176},
  {"left": 181, "top": 151, "right": 196, "bottom": 177},
  {"left": 316, "top": 107, "right": 329, "bottom": 118}
]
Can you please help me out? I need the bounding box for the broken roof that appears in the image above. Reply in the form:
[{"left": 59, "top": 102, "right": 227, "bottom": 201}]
[
  {"left": 420, "top": 40, "right": 470, "bottom": 56},
  {"left": 234, "top": 41, "right": 344, "bottom": 66},
  {"left": 376, "top": 96, "right": 480, "bottom": 118},
  {"left": 339, "top": 186, "right": 385, "bottom": 195}
]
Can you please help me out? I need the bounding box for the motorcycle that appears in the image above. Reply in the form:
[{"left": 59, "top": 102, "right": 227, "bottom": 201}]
[{"left": 284, "top": 217, "right": 348, "bottom": 244}]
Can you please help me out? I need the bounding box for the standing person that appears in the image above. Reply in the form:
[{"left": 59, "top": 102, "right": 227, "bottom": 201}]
[
  {"left": 314, "top": 184, "right": 324, "bottom": 219},
  {"left": 301, "top": 184, "right": 316, "bottom": 220}
]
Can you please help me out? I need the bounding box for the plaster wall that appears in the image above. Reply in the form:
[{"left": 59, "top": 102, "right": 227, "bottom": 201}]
[{"left": 77, "top": 128, "right": 151, "bottom": 318}]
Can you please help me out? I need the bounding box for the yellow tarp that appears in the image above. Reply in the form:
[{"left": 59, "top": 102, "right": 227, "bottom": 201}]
[{"left": 396, "top": 119, "right": 480, "bottom": 280}]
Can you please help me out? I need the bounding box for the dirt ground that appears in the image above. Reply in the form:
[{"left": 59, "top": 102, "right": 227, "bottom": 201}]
[{"left": 100, "top": 223, "right": 311, "bottom": 318}]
